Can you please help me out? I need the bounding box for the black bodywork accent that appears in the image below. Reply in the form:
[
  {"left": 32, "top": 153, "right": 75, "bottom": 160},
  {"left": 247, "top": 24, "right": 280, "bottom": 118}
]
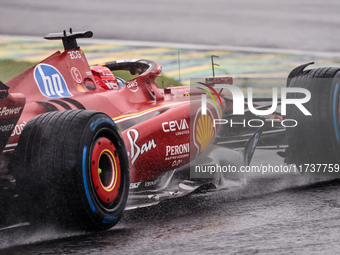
[
  {"left": 287, "top": 62, "right": 314, "bottom": 80},
  {"left": 61, "top": 98, "right": 86, "bottom": 109},
  {"left": 49, "top": 100, "right": 72, "bottom": 110},
  {"left": 36, "top": 102, "right": 59, "bottom": 112},
  {"left": 0, "top": 81, "right": 9, "bottom": 99}
]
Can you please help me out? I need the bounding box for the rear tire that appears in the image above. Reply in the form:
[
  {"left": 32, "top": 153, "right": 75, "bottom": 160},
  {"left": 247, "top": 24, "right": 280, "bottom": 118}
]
[
  {"left": 286, "top": 63, "right": 340, "bottom": 167},
  {"left": 14, "top": 110, "right": 129, "bottom": 231}
]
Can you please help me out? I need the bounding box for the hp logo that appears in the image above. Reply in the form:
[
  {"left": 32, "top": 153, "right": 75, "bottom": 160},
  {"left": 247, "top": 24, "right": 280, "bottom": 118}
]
[{"left": 34, "top": 63, "right": 72, "bottom": 98}]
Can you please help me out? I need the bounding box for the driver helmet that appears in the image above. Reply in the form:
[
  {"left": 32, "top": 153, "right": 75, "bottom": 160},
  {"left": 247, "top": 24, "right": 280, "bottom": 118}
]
[{"left": 90, "top": 66, "right": 119, "bottom": 90}]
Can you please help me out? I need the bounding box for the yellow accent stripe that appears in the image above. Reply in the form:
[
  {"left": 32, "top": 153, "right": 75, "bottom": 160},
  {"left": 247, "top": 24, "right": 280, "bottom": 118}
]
[
  {"left": 112, "top": 101, "right": 189, "bottom": 123},
  {"left": 100, "top": 149, "right": 118, "bottom": 192}
]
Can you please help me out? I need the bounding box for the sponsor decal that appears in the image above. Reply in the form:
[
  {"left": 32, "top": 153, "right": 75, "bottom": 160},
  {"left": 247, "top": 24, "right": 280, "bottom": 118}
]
[
  {"left": 71, "top": 67, "right": 82, "bottom": 83},
  {"left": 34, "top": 64, "right": 72, "bottom": 98},
  {"left": 192, "top": 108, "right": 216, "bottom": 156},
  {"left": 67, "top": 50, "right": 82, "bottom": 60},
  {"left": 165, "top": 143, "right": 190, "bottom": 161},
  {"left": 195, "top": 114, "right": 215, "bottom": 153},
  {"left": 0, "top": 124, "right": 14, "bottom": 132},
  {"left": 129, "top": 182, "right": 141, "bottom": 189},
  {"left": 126, "top": 80, "right": 139, "bottom": 92},
  {"left": 162, "top": 119, "right": 189, "bottom": 135},
  {"left": 0, "top": 106, "right": 22, "bottom": 117},
  {"left": 172, "top": 159, "right": 183, "bottom": 167},
  {"left": 127, "top": 129, "right": 157, "bottom": 164},
  {"left": 145, "top": 179, "right": 158, "bottom": 187},
  {"left": 166, "top": 143, "right": 189, "bottom": 156},
  {"left": 11, "top": 121, "right": 26, "bottom": 136}
]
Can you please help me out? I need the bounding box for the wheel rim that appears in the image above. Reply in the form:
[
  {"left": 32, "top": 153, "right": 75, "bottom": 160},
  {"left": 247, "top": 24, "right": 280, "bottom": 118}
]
[{"left": 91, "top": 137, "right": 121, "bottom": 204}]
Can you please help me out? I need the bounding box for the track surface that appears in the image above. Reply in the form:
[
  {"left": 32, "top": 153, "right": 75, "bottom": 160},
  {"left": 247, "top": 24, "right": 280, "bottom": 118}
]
[
  {"left": 1, "top": 0, "right": 340, "bottom": 52},
  {"left": 0, "top": 35, "right": 339, "bottom": 89}
]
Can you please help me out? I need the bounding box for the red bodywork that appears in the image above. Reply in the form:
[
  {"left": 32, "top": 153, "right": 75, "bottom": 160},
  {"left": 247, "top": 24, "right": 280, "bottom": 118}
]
[
  {"left": 0, "top": 90, "right": 25, "bottom": 156},
  {"left": 5, "top": 35, "right": 225, "bottom": 184}
]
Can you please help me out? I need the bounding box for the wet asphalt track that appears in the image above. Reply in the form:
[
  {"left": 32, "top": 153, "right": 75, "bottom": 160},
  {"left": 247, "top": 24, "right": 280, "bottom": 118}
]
[
  {"left": 1, "top": 1, "right": 340, "bottom": 254},
  {"left": 1, "top": 0, "right": 340, "bottom": 53},
  {"left": 2, "top": 172, "right": 340, "bottom": 254},
  {"left": 1, "top": 150, "right": 340, "bottom": 254}
]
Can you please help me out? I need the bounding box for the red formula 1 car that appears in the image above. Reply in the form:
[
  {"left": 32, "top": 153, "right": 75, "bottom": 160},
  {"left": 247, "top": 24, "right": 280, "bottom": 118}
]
[
  {"left": 0, "top": 31, "right": 237, "bottom": 231},
  {"left": 1, "top": 30, "right": 335, "bottom": 232},
  {"left": 0, "top": 30, "right": 259, "bottom": 231}
]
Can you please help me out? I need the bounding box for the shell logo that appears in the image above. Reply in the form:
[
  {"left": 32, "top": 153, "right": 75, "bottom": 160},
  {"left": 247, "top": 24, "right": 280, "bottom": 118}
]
[{"left": 195, "top": 114, "right": 215, "bottom": 152}]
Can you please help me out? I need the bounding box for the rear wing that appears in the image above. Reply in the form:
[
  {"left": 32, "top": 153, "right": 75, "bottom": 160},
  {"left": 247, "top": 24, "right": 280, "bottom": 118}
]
[
  {"left": 44, "top": 29, "right": 93, "bottom": 50},
  {"left": 7, "top": 29, "right": 95, "bottom": 102}
]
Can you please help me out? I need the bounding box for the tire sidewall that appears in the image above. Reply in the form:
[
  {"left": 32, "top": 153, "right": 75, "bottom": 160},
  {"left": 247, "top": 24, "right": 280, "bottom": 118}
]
[
  {"left": 329, "top": 73, "right": 340, "bottom": 161},
  {"left": 76, "top": 114, "right": 129, "bottom": 229}
]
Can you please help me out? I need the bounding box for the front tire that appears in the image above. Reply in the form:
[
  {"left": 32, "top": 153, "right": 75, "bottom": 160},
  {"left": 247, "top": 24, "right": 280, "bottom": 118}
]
[
  {"left": 14, "top": 110, "right": 129, "bottom": 231},
  {"left": 286, "top": 63, "right": 340, "bottom": 167}
]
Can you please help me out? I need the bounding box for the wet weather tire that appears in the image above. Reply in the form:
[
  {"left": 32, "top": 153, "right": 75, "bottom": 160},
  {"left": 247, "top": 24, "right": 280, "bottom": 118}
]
[
  {"left": 286, "top": 63, "right": 340, "bottom": 167},
  {"left": 14, "top": 110, "right": 129, "bottom": 231}
]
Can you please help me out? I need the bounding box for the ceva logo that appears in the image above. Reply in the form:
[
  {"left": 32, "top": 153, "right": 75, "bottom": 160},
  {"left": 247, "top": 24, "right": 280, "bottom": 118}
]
[{"left": 34, "top": 64, "right": 72, "bottom": 98}]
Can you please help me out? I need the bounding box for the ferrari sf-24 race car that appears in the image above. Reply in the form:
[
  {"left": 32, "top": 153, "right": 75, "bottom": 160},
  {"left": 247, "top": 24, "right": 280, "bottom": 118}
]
[{"left": 0, "top": 30, "right": 339, "bottom": 231}]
